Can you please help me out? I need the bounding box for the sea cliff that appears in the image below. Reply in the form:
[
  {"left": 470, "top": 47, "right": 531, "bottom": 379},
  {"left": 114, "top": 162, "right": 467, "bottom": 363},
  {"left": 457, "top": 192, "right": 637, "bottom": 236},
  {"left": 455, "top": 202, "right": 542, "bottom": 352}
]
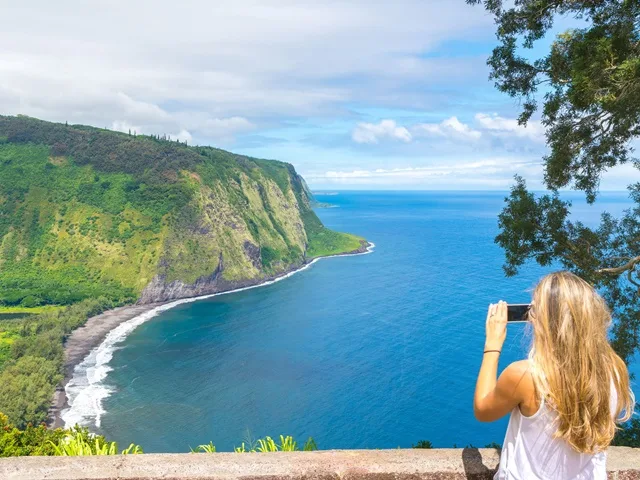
[
  {"left": 0, "top": 115, "right": 367, "bottom": 307},
  {"left": 0, "top": 114, "right": 368, "bottom": 430}
]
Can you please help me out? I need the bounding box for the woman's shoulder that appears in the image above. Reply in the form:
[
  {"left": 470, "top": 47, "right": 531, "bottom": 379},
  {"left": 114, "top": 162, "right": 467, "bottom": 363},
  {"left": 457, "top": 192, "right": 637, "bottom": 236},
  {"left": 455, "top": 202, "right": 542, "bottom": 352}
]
[
  {"left": 504, "top": 359, "right": 532, "bottom": 377},
  {"left": 501, "top": 360, "right": 536, "bottom": 395},
  {"left": 501, "top": 359, "right": 540, "bottom": 414}
]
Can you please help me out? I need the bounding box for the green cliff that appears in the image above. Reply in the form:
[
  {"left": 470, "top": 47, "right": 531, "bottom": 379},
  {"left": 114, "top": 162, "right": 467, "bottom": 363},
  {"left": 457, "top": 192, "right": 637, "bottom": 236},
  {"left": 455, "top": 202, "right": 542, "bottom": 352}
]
[{"left": 0, "top": 115, "right": 367, "bottom": 307}]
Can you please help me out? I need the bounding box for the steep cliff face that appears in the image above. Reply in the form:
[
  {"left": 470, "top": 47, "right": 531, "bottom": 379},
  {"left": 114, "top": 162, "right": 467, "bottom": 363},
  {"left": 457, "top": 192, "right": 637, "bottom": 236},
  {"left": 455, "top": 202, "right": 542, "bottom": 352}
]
[{"left": 0, "top": 115, "right": 366, "bottom": 307}]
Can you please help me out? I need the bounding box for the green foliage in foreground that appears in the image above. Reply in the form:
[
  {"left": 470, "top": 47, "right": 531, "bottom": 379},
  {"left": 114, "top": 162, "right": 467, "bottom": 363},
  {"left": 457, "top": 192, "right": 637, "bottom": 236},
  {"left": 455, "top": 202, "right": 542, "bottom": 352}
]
[
  {"left": 234, "top": 435, "right": 318, "bottom": 453},
  {"left": 0, "top": 298, "right": 115, "bottom": 428},
  {"left": 0, "top": 414, "right": 314, "bottom": 457},
  {"left": 0, "top": 413, "right": 138, "bottom": 457},
  {"left": 467, "top": 0, "right": 640, "bottom": 366},
  {"left": 50, "top": 433, "right": 143, "bottom": 456},
  {"left": 191, "top": 442, "right": 217, "bottom": 453},
  {"left": 3, "top": 410, "right": 636, "bottom": 458}
]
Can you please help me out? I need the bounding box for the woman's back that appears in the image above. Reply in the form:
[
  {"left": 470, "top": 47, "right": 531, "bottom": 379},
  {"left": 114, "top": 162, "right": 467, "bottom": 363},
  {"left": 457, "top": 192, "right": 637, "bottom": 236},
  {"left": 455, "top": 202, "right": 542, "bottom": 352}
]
[{"left": 495, "top": 376, "right": 618, "bottom": 480}]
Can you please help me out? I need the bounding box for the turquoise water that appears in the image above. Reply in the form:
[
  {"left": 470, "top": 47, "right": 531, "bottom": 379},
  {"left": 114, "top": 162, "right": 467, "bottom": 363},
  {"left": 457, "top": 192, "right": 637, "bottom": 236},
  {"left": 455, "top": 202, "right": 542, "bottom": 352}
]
[{"left": 85, "top": 191, "right": 635, "bottom": 452}]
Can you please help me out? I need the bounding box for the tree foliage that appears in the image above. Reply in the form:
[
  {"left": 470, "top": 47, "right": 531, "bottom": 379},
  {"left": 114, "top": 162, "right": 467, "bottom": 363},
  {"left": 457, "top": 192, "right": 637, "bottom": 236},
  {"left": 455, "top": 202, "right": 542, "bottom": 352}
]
[
  {"left": 468, "top": 0, "right": 640, "bottom": 200},
  {"left": 468, "top": 0, "right": 640, "bottom": 444},
  {"left": 467, "top": 0, "right": 640, "bottom": 360},
  {"left": 0, "top": 298, "right": 114, "bottom": 428}
]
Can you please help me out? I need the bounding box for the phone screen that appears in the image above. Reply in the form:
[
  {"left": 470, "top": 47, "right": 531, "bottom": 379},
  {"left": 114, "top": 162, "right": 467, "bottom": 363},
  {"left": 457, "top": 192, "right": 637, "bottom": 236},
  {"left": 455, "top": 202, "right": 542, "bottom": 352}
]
[{"left": 507, "top": 304, "right": 531, "bottom": 322}]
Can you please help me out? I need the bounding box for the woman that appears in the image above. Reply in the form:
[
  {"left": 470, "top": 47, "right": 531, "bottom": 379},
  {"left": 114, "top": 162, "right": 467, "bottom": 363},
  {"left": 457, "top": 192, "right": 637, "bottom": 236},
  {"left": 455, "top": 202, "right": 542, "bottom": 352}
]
[{"left": 474, "top": 271, "right": 634, "bottom": 479}]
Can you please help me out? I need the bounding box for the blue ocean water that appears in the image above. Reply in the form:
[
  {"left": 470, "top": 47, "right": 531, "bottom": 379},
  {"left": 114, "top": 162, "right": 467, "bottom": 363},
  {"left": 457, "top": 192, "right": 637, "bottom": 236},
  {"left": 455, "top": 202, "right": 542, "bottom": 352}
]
[{"left": 85, "top": 191, "right": 636, "bottom": 452}]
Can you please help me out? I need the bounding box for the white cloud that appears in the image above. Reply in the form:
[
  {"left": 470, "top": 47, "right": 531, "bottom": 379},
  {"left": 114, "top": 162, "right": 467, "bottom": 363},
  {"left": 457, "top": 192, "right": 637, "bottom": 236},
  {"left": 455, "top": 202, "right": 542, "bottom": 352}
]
[
  {"left": 108, "top": 110, "right": 250, "bottom": 141},
  {"left": 474, "top": 113, "right": 545, "bottom": 142},
  {"left": 112, "top": 120, "right": 193, "bottom": 143},
  {"left": 197, "top": 117, "right": 254, "bottom": 139},
  {"left": 413, "top": 116, "right": 482, "bottom": 140},
  {"left": 352, "top": 120, "right": 412, "bottom": 144},
  {"left": 307, "top": 158, "right": 543, "bottom": 188},
  {"left": 351, "top": 113, "right": 545, "bottom": 147},
  {"left": 0, "top": 0, "right": 493, "bottom": 144},
  {"left": 111, "top": 120, "right": 141, "bottom": 135},
  {"left": 175, "top": 130, "right": 193, "bottom": 143}
]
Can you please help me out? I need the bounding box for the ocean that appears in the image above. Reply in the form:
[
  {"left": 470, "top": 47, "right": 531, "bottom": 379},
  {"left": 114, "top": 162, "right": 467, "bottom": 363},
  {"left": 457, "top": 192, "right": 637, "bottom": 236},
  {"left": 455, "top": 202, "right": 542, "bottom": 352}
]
[{"left": 63, "top": 191, "right": 638, "bottom": 452}]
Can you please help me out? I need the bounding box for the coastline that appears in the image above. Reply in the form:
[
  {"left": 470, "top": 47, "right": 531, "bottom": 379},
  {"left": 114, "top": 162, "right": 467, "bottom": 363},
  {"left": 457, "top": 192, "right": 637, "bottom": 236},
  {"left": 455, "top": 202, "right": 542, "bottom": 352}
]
[
  {"left": 49, "top": 241, "right": 373, "bottom": 429},
  {"left": 48, "top": 304, "right": 162, "bottom": 428}
]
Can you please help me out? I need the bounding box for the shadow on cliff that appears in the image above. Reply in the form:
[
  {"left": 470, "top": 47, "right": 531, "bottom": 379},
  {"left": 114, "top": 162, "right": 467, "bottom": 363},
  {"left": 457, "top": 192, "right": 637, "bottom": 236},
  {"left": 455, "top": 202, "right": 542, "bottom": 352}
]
[{"left": 461, "top": 447, "right": 499, "bottom": 479}]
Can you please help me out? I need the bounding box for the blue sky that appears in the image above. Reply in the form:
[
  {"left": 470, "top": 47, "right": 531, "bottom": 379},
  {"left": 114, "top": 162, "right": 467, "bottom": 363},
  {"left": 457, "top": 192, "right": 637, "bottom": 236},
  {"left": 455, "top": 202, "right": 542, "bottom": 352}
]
[{"left": 0, "top": 0, "right": 634, "bottom": 190}]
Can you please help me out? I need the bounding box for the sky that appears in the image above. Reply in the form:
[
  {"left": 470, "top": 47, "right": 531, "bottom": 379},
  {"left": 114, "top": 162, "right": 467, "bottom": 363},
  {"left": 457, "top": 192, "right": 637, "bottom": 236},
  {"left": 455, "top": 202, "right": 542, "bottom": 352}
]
[{"left": 0, "top": 0, "right": 635, "bottom": 190}]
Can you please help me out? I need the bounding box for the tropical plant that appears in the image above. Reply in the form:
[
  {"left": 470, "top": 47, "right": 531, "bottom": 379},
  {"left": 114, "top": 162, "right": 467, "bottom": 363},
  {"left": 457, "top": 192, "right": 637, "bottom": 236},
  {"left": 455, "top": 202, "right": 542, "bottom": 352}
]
[
  {"left": 191, "top": 441, "right": 217, "bottom": 453},
  {"left": 2, "top": 411, "right": 325, "bottom": 457},
  {"left": 121, "top": 444, "right": 144, "bottom": 455},
  {"left": 50, "top": 430, "right": 143, "bottom": 456},
  {"left": 256, "top": 436, "right": 281, "bottom": 453},
  {"left": 234, "top": 435, "right": 318, "bottom": 452},
  {"left": 234, "top": 442, "right": 250, "bottom": 453},
  {"left": 51, "top": 436, "right": 117, "bottom": 456},
  {"left": 302, "top": 437, "right": 318, "bottom": 451}
]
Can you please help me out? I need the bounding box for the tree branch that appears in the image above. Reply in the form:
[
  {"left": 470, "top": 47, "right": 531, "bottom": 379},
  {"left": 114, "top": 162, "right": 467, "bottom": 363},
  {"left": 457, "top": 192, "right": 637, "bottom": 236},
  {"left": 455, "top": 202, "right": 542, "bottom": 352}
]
[
  {"left": 627, "top": 269, "right": 640, "bottom": 290},
  {"left": 597, "top": 256, "right": 640, "bottom": 275}
]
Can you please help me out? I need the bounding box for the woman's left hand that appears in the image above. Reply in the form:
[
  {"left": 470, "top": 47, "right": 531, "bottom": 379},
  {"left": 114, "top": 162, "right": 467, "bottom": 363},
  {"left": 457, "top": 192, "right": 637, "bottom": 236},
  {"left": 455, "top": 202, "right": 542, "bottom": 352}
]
[{"left": 485, "top": 300, "right": 507, "bottom": 351}]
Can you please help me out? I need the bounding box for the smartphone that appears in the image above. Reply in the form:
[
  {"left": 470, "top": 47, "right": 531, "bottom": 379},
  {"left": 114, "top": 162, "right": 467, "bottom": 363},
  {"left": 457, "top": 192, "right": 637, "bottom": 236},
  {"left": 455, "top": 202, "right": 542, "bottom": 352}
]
[{"left": 507, "top": 304, "right": 531, "bottom": 322}]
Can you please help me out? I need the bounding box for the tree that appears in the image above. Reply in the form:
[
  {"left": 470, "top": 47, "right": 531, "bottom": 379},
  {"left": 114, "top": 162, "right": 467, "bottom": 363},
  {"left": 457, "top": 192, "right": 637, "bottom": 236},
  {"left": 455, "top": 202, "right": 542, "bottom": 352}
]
[
  {"left": 0, "top": 356, "right": 62, "bottom": 428},
  {"left": 468, "top": 0, "right": 639, "bottom": 444}
]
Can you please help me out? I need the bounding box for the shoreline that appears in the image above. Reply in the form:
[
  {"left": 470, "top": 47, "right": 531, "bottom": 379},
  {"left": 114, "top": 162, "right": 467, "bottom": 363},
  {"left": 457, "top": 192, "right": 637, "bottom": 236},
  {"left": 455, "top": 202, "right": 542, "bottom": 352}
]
[
  {"left": 48, "top": 304, "right": 162, "bottom": 428},
  {"left": 49, "top": 241, "right": 373, "bottom": 429}
]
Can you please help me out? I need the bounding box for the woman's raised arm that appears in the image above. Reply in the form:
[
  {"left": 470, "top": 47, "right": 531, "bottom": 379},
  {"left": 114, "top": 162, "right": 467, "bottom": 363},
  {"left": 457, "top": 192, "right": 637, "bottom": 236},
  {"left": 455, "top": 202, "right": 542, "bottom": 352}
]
[{"left": 473, "top": 301, "right": 528, "bottom": 422}]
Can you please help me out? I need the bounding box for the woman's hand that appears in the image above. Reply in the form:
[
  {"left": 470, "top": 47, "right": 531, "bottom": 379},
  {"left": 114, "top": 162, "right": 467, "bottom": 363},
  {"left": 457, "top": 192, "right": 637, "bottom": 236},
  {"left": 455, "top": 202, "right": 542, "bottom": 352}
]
[{"left": 485, "top": 300, "right": 507, "bottom": 351}]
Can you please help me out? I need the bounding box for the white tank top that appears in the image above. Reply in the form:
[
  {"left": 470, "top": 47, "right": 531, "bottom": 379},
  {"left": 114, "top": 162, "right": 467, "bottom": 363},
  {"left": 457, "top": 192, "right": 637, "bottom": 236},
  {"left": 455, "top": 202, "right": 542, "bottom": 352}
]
[{"left": 494, "top": 389, "right": 617, "bottom": 480}]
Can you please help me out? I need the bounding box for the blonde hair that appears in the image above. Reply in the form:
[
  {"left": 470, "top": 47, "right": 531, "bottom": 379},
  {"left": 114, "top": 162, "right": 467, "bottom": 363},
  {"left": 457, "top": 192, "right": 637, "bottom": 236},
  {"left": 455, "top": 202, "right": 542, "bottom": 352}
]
[{"left": 528, "top": 271, "right": 634, "bottom": 454}]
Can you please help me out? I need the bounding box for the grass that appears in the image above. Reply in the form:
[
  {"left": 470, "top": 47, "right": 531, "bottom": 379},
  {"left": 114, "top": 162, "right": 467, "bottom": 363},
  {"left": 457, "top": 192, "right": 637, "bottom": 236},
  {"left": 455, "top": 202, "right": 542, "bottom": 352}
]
[
  {"left": 0, "top": 306, "right": 64, "bottom": 315},
  {"left": 307, "top": 231, "right": 365, "bottom": 258},
  {"left": 302, "top": 210, "right": 365, "bottom": 258}
]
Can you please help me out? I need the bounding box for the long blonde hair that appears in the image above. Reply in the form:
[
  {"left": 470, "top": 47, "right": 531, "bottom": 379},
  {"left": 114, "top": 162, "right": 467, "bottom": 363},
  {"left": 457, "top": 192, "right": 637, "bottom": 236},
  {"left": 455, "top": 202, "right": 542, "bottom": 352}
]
[{"left": 528, "top": 271, "right": 634, "bottom": 454}]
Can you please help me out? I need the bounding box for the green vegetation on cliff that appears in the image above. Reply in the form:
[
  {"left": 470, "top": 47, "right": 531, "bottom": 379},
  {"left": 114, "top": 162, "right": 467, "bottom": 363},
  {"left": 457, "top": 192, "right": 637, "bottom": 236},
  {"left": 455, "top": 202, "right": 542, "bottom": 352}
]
[
  {"left": 0, "top": 115, "right": 366, "bottom": 429},
  {"left": 0, "top": 115, "right": 365, "bottom": 307}
]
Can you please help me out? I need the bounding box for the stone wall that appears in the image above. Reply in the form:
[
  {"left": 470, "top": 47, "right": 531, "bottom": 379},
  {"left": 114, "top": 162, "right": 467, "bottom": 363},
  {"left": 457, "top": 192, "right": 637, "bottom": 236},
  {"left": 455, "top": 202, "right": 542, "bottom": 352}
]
[{"left": 1, "top": 448, "right": 639, "bottom": 480}]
